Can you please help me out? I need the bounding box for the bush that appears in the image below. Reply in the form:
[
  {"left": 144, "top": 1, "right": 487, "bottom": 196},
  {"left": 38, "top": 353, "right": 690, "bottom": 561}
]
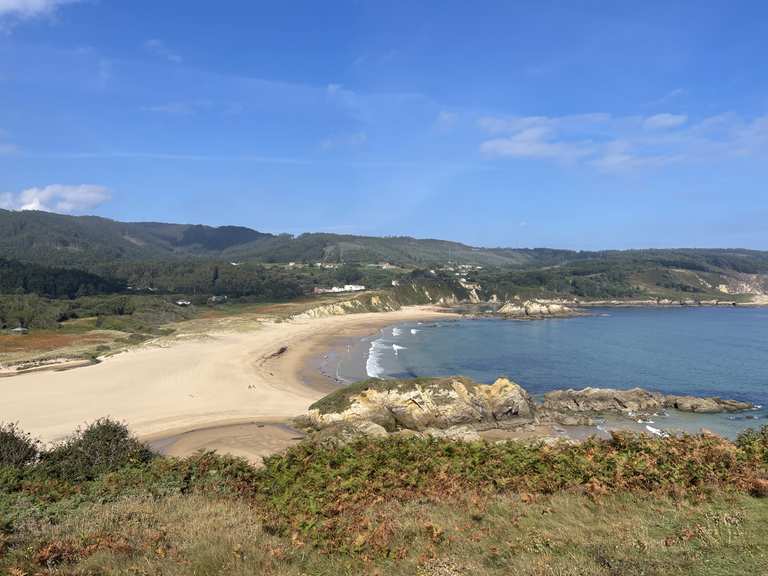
[
  {"left": 0, "top": 422, "right": 39, "bottom": 467},
  {"left": 39, "top": 418, "right": 154, "bottom": 482},
  {"left": 736, "top": 425, "right": 768, "bottom": 464}
]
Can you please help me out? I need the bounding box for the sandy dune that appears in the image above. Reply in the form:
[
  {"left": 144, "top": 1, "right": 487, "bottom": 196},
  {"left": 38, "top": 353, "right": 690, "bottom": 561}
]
[{"left": 1, "top": 307, "right": 452, "bottom": 449}]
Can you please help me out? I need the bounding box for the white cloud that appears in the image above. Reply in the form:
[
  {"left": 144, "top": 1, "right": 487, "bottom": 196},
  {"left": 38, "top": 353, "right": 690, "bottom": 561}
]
[
  {"left": 0, "top": 184, "right": 110, "bottom": 213},
  {"left": 320, "top": 131, "right": 367, "bottom": 150},
  {"left": 435, "top": 110, "right": 458, "bottom": 132},
  {"left": 0, "top": 0, "right": 77, "bottom": 20},
  {"left": 144, "top": 39, "right": 182, "bottom": 63},
  {"left": 481, "top": 126, "right": 594, "bottom": 162},
  {"left": 478, "top": 112, "right": 768, "bottom": 171},
  {"left": 644, "top": 113, "right": 687, "bottom": 130}
]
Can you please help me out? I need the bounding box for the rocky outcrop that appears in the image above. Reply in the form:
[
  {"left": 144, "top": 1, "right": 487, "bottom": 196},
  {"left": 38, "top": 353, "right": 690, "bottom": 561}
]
[
  {"left": 298, "top": 376, "right": 536, "bottom": 433},
  {"left": 541, "top": 387, "right": 665, "bottom": 415},
  {"left": 297, "top": 378, "right": 755, "bottom": 443},
  {"left": 497, "top": 299, "right": 577, "bottom": 318},
  {"left": 541, "top": 387, "right": 753, "bottom": 417},
  {"left": 664, "top": 395, "right": 753, "bottom": 414}
]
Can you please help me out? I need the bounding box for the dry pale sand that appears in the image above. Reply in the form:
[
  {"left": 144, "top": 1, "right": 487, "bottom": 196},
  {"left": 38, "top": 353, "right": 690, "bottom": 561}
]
[{"left": 1, "top": 306, "right": 454, "bottom": 460}]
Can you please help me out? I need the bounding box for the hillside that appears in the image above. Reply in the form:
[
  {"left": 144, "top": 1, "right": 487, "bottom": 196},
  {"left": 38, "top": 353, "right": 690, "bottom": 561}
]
[
  {"left": 0, "top": 209, "right": 536, "bottom": 267},
  {"left": 1, "top": 210, "right": 768, "bottom": 306}
]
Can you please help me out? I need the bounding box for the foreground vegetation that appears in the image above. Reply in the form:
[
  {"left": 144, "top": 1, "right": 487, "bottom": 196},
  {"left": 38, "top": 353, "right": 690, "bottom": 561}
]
[{"left": 1, "top": 420, "right": 767, "bottom": 574}]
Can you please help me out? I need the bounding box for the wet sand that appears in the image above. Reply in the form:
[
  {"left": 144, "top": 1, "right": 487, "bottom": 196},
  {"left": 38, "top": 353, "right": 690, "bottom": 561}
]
[
  {"left": 146, "top": 420, "right": 307, "bottom": 465},
  {"left": 1, "top": 306, "right": 457, "bottom": 453}
]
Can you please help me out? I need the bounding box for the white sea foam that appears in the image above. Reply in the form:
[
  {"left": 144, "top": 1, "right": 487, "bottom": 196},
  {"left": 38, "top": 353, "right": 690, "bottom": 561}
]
[
  {"left": 365, "top": 340, "right": 385, "bottom": 378},
  {"left": 392, "top": 327, "right": 403, "bottom": 337},
  {"left": 645, "top": 425, "right": 669, "bottom": 437}
]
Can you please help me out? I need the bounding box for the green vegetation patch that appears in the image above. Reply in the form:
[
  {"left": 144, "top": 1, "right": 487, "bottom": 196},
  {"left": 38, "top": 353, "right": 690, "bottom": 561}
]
[{"left": 1, "top": 419, "right": 768, "bottom": 574}]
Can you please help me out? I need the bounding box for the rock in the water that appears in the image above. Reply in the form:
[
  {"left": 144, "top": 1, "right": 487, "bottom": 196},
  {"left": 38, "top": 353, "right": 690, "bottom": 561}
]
[
  {"left": 664, "top": 395, "right": 753, "bottom": 413},
  {"left": 497, "top": 299, "right": 575, "bottom": 318},
  {"left": 541, "top": 387, "right": 664, "bottom": 414},
  {"left": 541, "top": 387, "right": 754, "bottom": 418},
  {"left": 298, "top": 376, "right": 754, "bottom": 443}
]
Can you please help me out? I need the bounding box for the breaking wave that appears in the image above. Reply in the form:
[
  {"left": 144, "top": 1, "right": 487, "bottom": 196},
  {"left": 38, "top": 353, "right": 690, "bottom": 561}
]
[{"left": 365, "top": 340, "right": 385, "bottom": 378}]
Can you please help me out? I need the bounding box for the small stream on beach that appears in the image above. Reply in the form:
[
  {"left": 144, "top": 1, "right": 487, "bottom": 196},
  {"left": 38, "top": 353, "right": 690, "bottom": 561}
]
[{"left": 331, "top": 307, "right": 768, "bottom": 439}]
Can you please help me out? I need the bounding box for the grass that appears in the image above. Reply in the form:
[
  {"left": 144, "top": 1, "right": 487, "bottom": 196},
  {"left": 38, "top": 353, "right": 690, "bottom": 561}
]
[
  {"left": 1, "top": 420, "right": 767, "bottom": 575},
  {"left": 3, "top": 491, "right": 766, "bottom": 575}
]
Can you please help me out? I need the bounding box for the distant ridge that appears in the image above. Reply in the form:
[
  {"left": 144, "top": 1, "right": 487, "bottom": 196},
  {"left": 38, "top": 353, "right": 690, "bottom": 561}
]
[{"left": 1, "top": 209, "right": 767, "bottom": 275}]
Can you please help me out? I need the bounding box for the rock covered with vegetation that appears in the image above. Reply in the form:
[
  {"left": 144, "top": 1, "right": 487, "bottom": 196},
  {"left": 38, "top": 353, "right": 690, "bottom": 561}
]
[
  {"left": 298, "top": 377, "right": 536, "bottom": 434},
  {"left": 297, "top": 377, "right": 755, "bottom": 440}
]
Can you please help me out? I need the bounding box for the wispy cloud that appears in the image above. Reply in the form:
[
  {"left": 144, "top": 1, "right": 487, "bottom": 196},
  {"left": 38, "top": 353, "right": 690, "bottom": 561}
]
[
  {"left": 0, "top": 0, "right": 78, "bottom": 21},
  {"left": 0, "top": 129, "right": 17, "bottom": 154},
  {"left": 0, "top": 184, "right": 110, "bottom": 213},
  {"left": 479, "top": 112, "right": 768, "bottom": 171},
  {"left": 646, "top": 88, "right": 686, "bottom": 107},
  {"left": 320, "top": 131, "right": 367, "bottom": 150},
  {"left": 435, "top": 110, "right": 458, "bottom": 132},
  {"left": 643, "top": 113, "right": 687, "bottom": 130},
  {"left": 143, "top": 38, "right": 182, "bottom": 63}
]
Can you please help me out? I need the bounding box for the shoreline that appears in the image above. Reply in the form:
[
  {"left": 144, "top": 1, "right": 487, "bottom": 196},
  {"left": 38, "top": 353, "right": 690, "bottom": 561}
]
[{"left": 1, "top": 305, "right": 458, "bottom": 461}]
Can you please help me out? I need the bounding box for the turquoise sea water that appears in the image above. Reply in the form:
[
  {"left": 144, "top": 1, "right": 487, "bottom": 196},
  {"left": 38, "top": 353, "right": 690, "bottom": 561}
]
[{"left": 335, "top": 307, "right": 768, "bottom": 438}]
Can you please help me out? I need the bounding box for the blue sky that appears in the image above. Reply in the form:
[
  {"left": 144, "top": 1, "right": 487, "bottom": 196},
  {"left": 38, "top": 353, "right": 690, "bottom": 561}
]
[{"left": 1, "top": 1, "right": 767, "bottom": 249}]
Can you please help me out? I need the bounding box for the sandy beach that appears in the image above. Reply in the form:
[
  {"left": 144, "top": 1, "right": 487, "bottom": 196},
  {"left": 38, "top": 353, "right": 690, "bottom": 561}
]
[{"left": 1, "top": 306, "right": 455, "bottom": 461}]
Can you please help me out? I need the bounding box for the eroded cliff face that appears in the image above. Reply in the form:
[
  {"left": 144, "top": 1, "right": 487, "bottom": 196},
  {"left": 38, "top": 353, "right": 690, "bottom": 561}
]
[
  {"left": 291, "top": 280, "right": 466, "bottom": 320},
  {"left": 291, "top": 294, "right": 401, "bottom": 320}
]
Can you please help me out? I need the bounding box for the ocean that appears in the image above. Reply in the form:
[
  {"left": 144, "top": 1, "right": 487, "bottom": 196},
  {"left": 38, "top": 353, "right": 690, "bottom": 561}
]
[{"left": 334, "top": 307, "right": 768, "bottom": 438}]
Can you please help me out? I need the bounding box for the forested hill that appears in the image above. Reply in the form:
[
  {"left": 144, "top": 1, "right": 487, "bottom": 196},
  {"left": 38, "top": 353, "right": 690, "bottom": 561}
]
[
  {"left": 1, "top": 209, "right": 768, "bottom": 276},
  {"left": 0, "top": 209, "right": 581, "bottom": 267},
  {"left": 0, "top": 258, "right": 124, "bottom": 298}
]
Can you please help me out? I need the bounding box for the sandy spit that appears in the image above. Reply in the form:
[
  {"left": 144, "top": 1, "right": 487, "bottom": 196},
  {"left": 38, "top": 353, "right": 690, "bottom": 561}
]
[{"left": 1, "top": 306, "right": 455, "bottom": 451}]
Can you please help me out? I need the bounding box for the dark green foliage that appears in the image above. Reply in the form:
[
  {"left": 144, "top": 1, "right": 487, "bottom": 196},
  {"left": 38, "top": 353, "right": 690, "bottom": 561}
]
[
  {"left": 0, "top": 420, "right": 767, "bottom": 558},
  {"left": 737, "top": 426, "right": 768, "bottom": 464},
  {"left": 38, "top": 418, "right": 154, "bottom": 482},
  {"left": 6, "top": 209, "right": 768, "bottom": 271},
  {"left": 254, "top": 429, "right": 768, "bottom": 546},
  {"left": 0, "top": 423, "right": 39, "bottom": 468},
  {"left": 0, "top": 258, "right": 124, "bottom": 298}
]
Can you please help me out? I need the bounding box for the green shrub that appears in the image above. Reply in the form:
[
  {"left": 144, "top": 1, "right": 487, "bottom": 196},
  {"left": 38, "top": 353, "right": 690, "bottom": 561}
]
[
  {"left": 38, "top": 418, "right": 154, "bottom": 482},
  {"left": 736, "top": 425, "right": 768, "bottom": 464},
  {"left": 0, "top": 422, "right": 39, "bottom": 468}
]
